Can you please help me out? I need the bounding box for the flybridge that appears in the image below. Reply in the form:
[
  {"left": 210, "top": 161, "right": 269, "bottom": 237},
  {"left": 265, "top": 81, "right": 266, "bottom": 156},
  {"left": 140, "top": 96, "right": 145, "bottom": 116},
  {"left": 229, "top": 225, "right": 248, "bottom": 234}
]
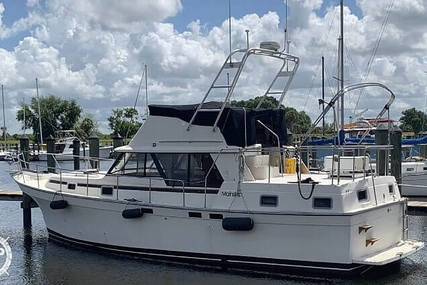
[{"left": 149, "top": 103, "right": 288, "bottom": 148}]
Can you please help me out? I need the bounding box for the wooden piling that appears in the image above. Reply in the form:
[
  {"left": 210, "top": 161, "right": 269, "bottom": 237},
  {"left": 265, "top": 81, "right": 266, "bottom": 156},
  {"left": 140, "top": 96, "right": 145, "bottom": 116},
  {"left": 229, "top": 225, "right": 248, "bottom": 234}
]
[
  {"left": 47, "top": 135, "right": 56, "bottom": 173},
  {"left": 19, "top": 136, "right": 29, "bottom": 169},
  {"left": 375, "top": 127, "right": 389, "bottom": 176},
  {"left": 390, "top": 126, "right": 402, "bottom": 190},
  {"left": 89, "top": 134, "right": 99, "bottom": 169},
  {"left": 22, "top": 193, "right": 32, "bottom": 228},
  {"left": 112, "top": 134, "right": 123, "bottom": 159},
  {"left": 73, "top": 138, "right": 80, "bottom": 171}
]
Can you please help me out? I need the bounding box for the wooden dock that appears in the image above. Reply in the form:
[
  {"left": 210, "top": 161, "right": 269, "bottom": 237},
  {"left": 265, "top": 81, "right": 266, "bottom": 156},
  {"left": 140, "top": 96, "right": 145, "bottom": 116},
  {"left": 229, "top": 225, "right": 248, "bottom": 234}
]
[{"left": 0, "top": 190, "right": 23, "bottom": 201}]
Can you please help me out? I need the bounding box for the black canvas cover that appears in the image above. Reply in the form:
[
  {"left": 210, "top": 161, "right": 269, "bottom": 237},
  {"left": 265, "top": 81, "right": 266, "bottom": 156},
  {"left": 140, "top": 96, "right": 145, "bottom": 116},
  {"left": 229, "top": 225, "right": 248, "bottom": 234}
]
[{"left": 149, "top": 102, "right": 288, "bottom": 148}]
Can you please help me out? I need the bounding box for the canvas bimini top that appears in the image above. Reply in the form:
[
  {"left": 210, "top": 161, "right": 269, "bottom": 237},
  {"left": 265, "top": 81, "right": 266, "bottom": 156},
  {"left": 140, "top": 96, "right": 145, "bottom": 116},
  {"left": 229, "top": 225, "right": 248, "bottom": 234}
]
[{"left": 149, "top": 102, "right": 288, "bottom": 148}]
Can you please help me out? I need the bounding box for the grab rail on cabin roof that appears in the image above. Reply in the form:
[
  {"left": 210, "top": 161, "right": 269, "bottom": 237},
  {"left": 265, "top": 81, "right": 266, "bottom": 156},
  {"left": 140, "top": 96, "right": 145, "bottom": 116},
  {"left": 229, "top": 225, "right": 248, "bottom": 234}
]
[{"left": 186, "top": 47, "right": 299, "bottom": 132}]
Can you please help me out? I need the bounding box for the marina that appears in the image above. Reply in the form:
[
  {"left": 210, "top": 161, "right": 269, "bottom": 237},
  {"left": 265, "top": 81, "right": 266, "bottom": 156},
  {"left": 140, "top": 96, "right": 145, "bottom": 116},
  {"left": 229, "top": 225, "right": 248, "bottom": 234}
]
[{"left": 1, "top": 0, "right": 427, "bottom": 284}]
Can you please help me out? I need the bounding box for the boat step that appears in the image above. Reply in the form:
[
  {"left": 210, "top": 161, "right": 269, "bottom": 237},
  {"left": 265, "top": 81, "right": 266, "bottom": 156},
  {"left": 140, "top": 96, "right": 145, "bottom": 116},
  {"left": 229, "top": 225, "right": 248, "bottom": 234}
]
[
  {"left": 366, "top": 238, "right": 381, "bottom": 247},
  {"left": 358, "top": 224, "right": 373, "bottom": 234}
]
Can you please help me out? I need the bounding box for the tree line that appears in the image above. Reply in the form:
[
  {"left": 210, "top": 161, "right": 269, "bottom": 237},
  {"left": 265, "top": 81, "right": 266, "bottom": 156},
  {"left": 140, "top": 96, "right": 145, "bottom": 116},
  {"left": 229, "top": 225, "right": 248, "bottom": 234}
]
[{"left": 12, "top": 95, "right": 427, "bottom": 142}]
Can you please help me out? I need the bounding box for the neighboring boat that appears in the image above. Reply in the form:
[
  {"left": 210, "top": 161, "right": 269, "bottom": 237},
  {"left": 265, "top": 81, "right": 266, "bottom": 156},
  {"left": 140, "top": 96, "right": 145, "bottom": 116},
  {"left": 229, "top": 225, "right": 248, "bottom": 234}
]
[
  {"left": 32, "top": 130, "right": 112, "bottom": 161},
  {"left": 11, "top": 44, "right": 423, "bottom": 276}
]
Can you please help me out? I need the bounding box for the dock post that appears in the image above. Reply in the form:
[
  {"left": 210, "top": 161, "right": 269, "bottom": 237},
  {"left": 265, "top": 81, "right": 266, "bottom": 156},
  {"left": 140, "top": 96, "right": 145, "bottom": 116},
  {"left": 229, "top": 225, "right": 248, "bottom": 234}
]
[
  {"left": 375, "top": 126, "right": 389, "bottom": 176},
  {"left": 22, "top": 193, "right": 32, "bottom": 228},
  {"left": 73, "top": 138, "right": 80, "bottom": 171},
  {"left": 420, "top": 144, "right": 427, "bottom": 158},
  {"left": 390, "top": 126, "right": 402, "bottom": 191},
  {"left": 112, "top": 134, "right": 123, "bottom": 158},
  {"left": 89, "top": 134, "right": 99, "bottom": 169},
  {"left": 47, "top": 135, "right": 56, "bottom": 173},
  {"left": 19, "top": 136, "right": 29, "bottom": 169}
]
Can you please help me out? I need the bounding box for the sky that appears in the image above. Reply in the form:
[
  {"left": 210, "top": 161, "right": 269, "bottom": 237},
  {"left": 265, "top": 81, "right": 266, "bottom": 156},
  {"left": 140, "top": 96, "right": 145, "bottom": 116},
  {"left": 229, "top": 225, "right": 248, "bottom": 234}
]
[{"left": 0, "top": 0, "right": 426, "bottom": 134}]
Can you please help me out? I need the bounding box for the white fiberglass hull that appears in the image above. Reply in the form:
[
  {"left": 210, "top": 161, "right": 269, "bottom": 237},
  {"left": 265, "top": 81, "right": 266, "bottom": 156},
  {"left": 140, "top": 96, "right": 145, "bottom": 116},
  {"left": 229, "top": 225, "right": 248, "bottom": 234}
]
[
  {"left": 15, "top": 177, "right": 422, "bottom": 275},
  {"left": 401, "top": 172, "right": 427, "bottom": 198}
]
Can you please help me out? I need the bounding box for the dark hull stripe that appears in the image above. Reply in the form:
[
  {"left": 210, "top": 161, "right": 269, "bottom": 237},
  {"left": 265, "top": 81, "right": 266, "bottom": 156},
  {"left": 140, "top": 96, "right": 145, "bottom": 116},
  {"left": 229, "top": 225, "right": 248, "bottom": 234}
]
[
  {"left": 75, "top": 183, "right": 219, "bottom": 194},
  {"left": 47, "top": 228, "right": 369, "bottom": 275}
]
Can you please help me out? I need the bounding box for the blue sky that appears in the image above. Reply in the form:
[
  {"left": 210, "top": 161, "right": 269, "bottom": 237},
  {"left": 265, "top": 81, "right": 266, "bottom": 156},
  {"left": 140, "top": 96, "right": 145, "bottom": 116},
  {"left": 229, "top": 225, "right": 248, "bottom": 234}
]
[{"left": 0, "top": 0, "right": 363, "bottom": 50}]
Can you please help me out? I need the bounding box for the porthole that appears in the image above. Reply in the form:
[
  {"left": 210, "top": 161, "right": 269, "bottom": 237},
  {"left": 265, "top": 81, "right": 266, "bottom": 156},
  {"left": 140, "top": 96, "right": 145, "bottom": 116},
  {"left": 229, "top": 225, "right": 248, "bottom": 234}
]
[
  {"left": 209, "top": 213, "right": 223, "bottom": 220},
  {"left": 358, "top": 189, "right": 368, "bottom": 201},
  {"left": 260, "top": 195, "right": 278, "bottom": 207},
  {"left": 313, "top": 198, "right": 332, "bottom": 209},
  {"left": 189, "top": 212, "right": 202, "bottom": 218},
  {"left": 101, "top": 186, "right": 113, "bottom": 195}
]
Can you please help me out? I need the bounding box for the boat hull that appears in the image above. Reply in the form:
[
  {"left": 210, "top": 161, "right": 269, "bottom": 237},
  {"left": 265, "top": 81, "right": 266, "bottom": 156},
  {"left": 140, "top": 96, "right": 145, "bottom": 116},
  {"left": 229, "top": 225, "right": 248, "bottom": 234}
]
[
  {"left": 15, "top": 179, "right": 421, "bottom": 276},
  {"left": 401, "top": 172, "right": 427, "bottom": 198}
]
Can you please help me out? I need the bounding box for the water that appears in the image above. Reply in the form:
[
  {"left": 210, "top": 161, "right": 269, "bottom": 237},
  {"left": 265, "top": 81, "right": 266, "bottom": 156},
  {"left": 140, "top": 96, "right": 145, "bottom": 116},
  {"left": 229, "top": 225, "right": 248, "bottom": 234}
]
[{"left": 0, "top": 162, "right": 426, "bottom": 284}]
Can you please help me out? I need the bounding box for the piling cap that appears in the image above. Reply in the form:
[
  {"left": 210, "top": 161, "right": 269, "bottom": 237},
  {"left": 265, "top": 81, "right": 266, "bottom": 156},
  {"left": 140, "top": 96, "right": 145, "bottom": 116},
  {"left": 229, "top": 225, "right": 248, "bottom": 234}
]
[
  {"left": 88, "top": 133, "right": 98, "bottom": 140},
  {"left": 73, "top": 138, "right": 80, "bottom": 143},
  {"left": 46, "top": 135, "right": 55, "bottom": 141},
  {"left": 19, "top": 136, "right": 29, "bottom": 140},
  {"left": 113, "top": 133, "right": 122, "bottom": 139}
]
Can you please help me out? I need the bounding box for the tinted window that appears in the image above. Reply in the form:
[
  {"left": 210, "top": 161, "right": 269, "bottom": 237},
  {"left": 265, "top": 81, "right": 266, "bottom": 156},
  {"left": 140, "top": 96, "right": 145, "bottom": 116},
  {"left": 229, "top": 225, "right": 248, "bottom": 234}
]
[
  {"left": 313, "top": 198, "right": 332, "bottom": 209},
  {"left": 108, "top": 153, "right": 160, "bottom": 177},
  {"left": 260, "top": 195, "right": 278, "bottom": 207},
  {"left": 154, "top": 153, "right": 223, "bottom": 188},
  {"left": 358, "top": 190, "right": 368, "bottom": 201}
]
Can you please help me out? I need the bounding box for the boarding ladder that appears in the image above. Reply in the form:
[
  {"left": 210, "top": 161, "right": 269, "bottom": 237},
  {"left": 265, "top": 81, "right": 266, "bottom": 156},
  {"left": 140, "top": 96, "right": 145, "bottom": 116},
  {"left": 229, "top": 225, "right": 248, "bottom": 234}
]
[{"left": 186, "top": 47, "right": 300, "bottom": 131}]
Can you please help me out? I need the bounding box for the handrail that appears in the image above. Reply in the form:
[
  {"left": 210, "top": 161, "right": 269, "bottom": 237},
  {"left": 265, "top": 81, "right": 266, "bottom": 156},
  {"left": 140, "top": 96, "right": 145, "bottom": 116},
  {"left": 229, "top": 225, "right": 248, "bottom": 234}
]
[{"left": 300, "top": 82, "right": 395, "bottom": 147}]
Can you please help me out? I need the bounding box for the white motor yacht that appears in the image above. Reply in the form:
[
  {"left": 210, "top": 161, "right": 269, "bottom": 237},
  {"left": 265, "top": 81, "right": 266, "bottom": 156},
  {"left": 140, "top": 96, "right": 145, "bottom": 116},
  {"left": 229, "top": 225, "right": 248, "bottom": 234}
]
[{"left": 12, "top": 44, "right": 423, "bottom": 276}]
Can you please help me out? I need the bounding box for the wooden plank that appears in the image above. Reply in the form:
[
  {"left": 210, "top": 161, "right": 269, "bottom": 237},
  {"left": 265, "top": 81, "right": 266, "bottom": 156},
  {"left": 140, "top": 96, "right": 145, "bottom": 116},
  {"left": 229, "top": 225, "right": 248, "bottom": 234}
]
[
  {"left": 0, "top": 190, "right": 23, "bottom": 201},
  {"left": 407, "top": 200, "right": 427, "bottom": 216}
]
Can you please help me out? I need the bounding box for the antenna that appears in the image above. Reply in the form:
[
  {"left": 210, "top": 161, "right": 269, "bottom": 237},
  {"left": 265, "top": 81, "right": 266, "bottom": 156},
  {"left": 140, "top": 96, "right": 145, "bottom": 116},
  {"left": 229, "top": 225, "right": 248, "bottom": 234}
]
[
  {"left": 36, "top": 78, "right": 43, "bottom": 144},
  {"left": 245, "top": 29, "right": 250, "bottom": 49},
  {"left": 228, "top": 0, "right": 232, "bottom": 63}
]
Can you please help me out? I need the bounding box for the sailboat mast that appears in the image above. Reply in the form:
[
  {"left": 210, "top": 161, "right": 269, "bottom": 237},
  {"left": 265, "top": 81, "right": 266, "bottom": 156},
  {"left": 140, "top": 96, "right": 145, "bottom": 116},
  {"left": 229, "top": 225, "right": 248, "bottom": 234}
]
[
  {"left": 145, "top": 64, "right": 149, "bottom": 117},
  {"left": 339, "top": 0, "right": 344, "bottom": 129},
  {"left": 36, "top": 78, "right": 44, "bottom": 144},
  {"left": 1, "top": 85, "right": 6, "bottom": 146}
]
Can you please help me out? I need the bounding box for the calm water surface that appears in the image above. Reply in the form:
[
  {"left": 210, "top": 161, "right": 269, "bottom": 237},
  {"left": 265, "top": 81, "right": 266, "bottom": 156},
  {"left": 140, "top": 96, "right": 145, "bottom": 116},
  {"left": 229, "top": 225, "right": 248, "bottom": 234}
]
[{"left": 0, "top": 161, "right": 426, "bottom": 284}]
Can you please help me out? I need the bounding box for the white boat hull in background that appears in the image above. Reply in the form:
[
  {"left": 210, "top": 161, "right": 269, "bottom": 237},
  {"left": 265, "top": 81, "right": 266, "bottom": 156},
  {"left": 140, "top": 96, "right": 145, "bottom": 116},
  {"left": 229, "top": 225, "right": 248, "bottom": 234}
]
[{"left": 35, "top": 146, "right": 112, "bottom": 161}]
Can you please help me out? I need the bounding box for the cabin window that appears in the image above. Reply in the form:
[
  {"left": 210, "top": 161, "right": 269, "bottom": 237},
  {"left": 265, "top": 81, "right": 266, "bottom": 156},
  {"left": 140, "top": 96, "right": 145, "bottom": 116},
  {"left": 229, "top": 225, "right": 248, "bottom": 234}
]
[
  {"left": 406, "top": 167, "right": 414, "bottom": 172},
  {"left": 260, "top": 195, "right": 278, "bottom": 207},
  {"left": 313, "top": 198, "right": 332, "bottom": 209},
  {"left": 108, "top": 153, "right": 160, "bottom": 177},
  {"left": 209, "top": 213, "right": 223, "bottom": 219},
  {"left": 188, "top": 212, "right": 202, "bottom": 218},
  {"left": 154, "top": 153, "right": 223, "bottom": 188},
  {"left": 358, "top": 189, "right": 368, "bottom": 201},
  {"left": 388, "top": 184, "right": 394, "bottom": 194},
  {"left": 101, "top": 186, "right": 113, "bottom": 195},
  {"left": 67, "top": 183, "right": 76, "bottom": 190}
]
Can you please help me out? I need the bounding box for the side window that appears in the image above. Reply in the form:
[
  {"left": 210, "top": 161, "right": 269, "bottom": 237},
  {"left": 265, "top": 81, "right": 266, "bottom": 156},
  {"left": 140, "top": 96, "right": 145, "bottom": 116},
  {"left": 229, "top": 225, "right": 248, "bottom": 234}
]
[
  {"left": 108, "top": 153, "right": 159, "bottom": 177},
  {"left": 153, "top": 153, "right": 223, "bottom": 188}
]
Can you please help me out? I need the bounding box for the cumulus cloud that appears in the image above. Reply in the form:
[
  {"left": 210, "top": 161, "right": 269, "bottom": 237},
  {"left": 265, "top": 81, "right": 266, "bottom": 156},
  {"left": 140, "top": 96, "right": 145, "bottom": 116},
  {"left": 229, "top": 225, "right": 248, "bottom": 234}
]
[{"left": 0, "top": 0, "right": 426, "bottom": 134}]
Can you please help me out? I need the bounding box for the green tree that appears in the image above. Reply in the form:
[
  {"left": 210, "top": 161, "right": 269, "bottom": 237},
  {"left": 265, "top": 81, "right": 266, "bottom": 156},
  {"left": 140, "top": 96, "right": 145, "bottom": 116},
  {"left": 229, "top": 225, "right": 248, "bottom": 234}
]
[
  {"left": 108, "top": 107, "right": 142, "bottom": 138},
  {"left": 399, "top": 108, "right": 427, "bottom": 134},
  {"left": 230, "top": 96, "right": 312, "bottom": 134},
  {"left": 17, "top": 96, "right": 82, "bottom": 142},
  {"left": 75, "top": 113, "right": 98, "bottom": 141}
]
